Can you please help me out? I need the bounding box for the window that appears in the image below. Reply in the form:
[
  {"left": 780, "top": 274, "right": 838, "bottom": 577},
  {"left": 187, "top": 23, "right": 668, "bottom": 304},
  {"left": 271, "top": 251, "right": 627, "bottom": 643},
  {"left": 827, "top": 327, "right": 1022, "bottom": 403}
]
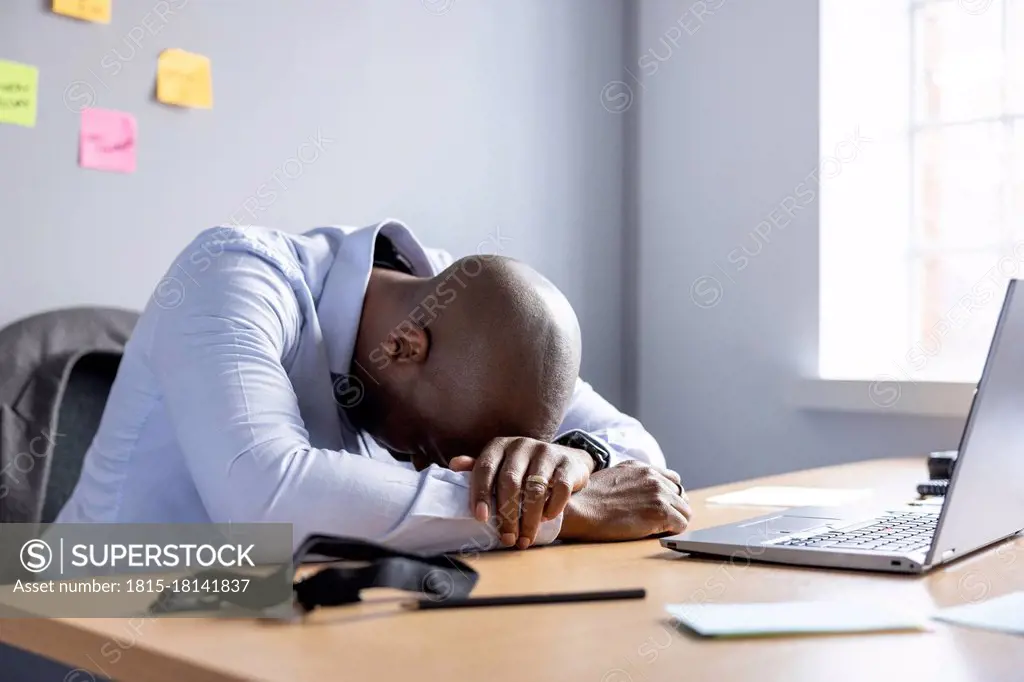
[{"left": 820, "top": 0, "right": 1024, "bottom": 383}]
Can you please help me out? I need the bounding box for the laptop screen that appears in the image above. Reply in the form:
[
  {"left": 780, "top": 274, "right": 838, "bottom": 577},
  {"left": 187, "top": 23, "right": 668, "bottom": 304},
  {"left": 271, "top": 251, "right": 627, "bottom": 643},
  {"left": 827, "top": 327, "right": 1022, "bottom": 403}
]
[{"left": 926, "top": 279, "right": 1024, "bottom": 565}]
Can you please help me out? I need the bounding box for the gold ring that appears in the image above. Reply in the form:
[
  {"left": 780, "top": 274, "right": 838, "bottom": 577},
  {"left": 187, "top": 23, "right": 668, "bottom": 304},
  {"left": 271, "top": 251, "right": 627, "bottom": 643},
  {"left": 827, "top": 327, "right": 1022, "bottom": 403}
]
[{"left": 525, "top": 474, "right": 549, "bottom": 489}]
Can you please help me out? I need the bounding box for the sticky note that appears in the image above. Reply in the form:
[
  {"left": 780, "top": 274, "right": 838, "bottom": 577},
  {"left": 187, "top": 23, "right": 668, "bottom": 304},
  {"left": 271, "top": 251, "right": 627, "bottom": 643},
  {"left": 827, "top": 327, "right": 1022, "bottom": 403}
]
[
  {"left": 0, "top": 60, "right": 39, "bottom": 128},
  {"left": 53, "top": 0, "right": 112, "bottom": 24},
  {"left": 79, "top": 108, "right": 137, "bottom": 173},
  {"left": 157, "top": 49, "right": 213, "bottom": 109}
]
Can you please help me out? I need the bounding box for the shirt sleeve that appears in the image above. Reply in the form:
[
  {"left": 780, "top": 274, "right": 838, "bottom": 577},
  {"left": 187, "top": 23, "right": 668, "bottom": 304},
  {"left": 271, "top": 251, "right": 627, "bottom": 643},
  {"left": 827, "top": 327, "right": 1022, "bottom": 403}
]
[
  {"left": 146, "top": 249, "right": 561, "bottom": 555},
  {"left": 557, "top": 378, "right": 667, "bottom": 468}
]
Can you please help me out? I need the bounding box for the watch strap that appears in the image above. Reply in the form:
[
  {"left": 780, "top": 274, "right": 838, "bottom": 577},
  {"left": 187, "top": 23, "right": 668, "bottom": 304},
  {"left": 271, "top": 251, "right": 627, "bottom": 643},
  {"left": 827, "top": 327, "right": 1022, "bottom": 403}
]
[{"left": 554, "top": 429, "right": 611, "bottom": 471}]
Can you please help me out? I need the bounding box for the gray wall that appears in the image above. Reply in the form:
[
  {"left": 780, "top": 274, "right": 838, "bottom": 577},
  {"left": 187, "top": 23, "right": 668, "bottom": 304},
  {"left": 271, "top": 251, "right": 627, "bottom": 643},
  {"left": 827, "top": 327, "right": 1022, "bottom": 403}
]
[
  {"left": 633, "top": 0, "right": 963, "bottom": 487},
  {"left": 1, "top": 0, "right": 967, "bottom": 490},
  {"left": 0, "top": 0, "right": 628, "bottom": 403}
]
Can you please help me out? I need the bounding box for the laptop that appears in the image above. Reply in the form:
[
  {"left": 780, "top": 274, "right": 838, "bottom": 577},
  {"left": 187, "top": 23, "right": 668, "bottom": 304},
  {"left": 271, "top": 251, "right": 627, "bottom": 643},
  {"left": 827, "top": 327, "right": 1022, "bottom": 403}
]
[{"left": 661, "top": 279, "right": 1024, "bottom": 574}]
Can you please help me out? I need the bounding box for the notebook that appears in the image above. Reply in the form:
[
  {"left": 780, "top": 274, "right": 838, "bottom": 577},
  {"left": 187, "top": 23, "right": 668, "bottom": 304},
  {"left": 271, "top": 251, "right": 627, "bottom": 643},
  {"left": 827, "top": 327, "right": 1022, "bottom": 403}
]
[
  {"left": 933, "top": 592, "right": 1024, "bottom": 636},
  {"left": 665, "top": 601, "right": 928, "bottom": 638}
]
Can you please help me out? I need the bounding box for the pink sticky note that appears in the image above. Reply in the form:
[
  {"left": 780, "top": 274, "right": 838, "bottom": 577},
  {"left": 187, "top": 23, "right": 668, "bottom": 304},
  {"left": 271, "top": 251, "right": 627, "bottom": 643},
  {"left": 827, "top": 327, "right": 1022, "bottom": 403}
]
[{"left": 79, "top": 108, "right": 137, "bottom": 173}]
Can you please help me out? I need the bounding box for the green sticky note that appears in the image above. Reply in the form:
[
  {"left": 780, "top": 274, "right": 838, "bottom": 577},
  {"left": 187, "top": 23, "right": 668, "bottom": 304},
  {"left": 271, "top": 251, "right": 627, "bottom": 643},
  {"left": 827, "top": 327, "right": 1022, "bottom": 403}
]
[{"left": 0, "top": 60, "right": 39, "bottom": 128}]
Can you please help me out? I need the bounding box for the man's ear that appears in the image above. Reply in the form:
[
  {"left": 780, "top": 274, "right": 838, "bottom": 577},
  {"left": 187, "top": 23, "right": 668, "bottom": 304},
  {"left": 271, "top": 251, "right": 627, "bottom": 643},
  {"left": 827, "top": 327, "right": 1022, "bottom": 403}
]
[{"left": 385, "top": 320, "right": 430, "bottom": 364}]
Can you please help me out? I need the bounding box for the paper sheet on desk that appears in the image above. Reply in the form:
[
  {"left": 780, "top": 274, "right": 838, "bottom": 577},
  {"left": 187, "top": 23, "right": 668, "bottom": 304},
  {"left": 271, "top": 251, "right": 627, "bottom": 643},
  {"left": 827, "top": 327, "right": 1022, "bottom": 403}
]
[
  {"left": 705, "top": 486, "right": 872, "bottom": 507},
  {"left": 665, "top": 602, "right": 927, "bottom": 638},
  {"left": 933, "top": 592, "right": 1024, "bottom": 636}
]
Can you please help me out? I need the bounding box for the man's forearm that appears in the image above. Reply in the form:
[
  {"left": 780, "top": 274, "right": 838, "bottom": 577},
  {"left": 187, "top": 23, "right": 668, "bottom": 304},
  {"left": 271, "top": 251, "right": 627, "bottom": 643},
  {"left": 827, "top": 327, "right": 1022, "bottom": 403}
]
[{"left": 557, "top": 462, "right": 691, "bottom": 543}]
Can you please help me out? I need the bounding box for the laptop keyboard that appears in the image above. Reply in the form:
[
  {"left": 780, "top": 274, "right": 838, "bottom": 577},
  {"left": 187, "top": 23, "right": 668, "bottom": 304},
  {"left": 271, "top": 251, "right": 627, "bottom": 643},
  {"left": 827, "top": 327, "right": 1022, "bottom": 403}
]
[{"left": 775, "top": 511, "right": 938, "bottom": 553}]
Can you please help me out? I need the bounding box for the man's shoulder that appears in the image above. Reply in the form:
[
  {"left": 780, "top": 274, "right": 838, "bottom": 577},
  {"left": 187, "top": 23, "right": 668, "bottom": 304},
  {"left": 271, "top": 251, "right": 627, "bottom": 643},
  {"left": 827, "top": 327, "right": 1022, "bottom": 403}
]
[
  {"left": 146, "top": 226, "right": 315, "bottom": 346},
  {"left": 183, "top": 221, "right": 452, "bottom": 278},
  {"left": 192, "top": 224, "right": 290, "bottom": 252},
  {"left": 183, "top": 225, "right": 311, "bottom": 279}
]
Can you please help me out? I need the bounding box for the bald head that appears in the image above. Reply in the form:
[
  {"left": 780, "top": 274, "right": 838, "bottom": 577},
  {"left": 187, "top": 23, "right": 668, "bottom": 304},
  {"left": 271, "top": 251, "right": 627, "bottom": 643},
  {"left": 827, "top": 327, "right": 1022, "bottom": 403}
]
[
  {"left": 420, "top": 256, "right": 581, "bottom": 436},
  {"left": 349, "top": 254, "right": 582, "bottom": 468}
]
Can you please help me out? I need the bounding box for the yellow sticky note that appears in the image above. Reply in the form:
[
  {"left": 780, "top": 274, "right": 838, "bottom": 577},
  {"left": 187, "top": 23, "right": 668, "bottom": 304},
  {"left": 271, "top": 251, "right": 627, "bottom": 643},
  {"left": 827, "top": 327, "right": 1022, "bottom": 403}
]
[
  {"left": 52, "top": 0, "right": 112, "bottom": 24},
  {"left": 0, "top": 60, "right": 39, "bottom": 128},
  {"left": 157, "top": 49, "right": 213, "bottom": 109}
]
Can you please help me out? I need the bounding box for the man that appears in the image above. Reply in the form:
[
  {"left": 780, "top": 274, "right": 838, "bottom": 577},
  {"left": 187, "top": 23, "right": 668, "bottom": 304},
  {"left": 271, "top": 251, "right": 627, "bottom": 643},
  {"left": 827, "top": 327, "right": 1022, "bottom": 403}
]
[{"left": 56, "top": 221, "right": 691, "bottom": 554}]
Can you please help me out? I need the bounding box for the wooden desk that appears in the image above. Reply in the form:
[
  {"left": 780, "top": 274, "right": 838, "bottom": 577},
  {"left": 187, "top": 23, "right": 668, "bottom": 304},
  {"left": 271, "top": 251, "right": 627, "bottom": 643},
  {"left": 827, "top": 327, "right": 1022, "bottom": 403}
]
[{"left": 2, "top": 458, "right": 1022, "bottom": 682}]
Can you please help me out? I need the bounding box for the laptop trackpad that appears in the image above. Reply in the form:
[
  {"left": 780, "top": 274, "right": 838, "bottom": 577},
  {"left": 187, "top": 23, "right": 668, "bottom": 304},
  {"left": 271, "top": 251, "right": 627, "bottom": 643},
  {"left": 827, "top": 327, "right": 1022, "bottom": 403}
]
[{"left": 740, "top": 515, "right": 842, "bottom": 535}]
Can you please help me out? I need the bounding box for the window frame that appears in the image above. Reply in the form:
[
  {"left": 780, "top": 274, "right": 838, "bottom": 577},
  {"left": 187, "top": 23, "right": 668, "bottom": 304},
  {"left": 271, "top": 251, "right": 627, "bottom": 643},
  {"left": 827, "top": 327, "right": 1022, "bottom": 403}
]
[{"left": 809, "top": 0, "right": 1021, "bottom": 415}]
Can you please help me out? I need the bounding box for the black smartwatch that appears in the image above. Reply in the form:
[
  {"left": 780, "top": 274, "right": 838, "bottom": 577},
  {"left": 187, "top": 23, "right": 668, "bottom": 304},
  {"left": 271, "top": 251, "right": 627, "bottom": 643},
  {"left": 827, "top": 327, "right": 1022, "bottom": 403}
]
[{"left": 554, "top": 429, "right": 611, "bottom": 472}]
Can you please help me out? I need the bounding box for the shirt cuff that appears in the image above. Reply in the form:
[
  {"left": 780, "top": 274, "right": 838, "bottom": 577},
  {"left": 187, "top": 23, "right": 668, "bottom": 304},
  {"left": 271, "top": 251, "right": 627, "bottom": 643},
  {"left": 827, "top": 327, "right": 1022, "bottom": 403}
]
[
  {"left": 533, "top": 513, "right": 564, "bottom": 546},
  {"left": 606, "top": 449, "right": 633, "bottom": 468}
]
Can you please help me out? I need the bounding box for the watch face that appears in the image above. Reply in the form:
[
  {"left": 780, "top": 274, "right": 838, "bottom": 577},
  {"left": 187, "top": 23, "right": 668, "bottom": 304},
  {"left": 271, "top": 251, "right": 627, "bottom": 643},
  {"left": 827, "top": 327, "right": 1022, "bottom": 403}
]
[{"left": 556, "top": 431, "right": 584, "bottom": 448}]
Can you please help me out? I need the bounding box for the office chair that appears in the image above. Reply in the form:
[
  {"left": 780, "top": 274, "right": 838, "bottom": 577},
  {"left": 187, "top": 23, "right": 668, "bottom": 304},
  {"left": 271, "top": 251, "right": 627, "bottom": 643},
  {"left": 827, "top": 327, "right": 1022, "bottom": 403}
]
[
  {"left": 39, "top": 352, "right": 121, "bottom": 524},
  {"left": 0, "top": 352, "right": 120, "bottom": 681}
]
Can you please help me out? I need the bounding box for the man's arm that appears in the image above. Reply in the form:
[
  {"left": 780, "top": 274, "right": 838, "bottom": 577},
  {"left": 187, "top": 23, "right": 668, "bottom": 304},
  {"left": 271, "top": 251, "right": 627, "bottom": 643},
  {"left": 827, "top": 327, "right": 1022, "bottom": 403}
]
[
  {"left": 557, "top": 378, "right": 666, "bottom": 468},
  {"left": 555, "top": 382, "right": 689, "bottom": 542},
  {"left": 147, "top": 249, "right": 560, "bottom": 555}
]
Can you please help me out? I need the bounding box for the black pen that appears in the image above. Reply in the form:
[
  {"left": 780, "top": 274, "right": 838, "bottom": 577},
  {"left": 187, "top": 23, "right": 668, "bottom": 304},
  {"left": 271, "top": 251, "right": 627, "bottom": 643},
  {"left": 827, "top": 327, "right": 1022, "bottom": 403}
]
[{"left": 403, "top": 588, "right": 646, "bottom": 610}]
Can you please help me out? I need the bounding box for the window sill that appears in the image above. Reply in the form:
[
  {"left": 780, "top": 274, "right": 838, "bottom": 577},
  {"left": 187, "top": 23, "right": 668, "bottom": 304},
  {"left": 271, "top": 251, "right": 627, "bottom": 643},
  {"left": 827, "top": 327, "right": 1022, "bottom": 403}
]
[{"left": 790, "top": 378, "right": 974, "bottom": 418}]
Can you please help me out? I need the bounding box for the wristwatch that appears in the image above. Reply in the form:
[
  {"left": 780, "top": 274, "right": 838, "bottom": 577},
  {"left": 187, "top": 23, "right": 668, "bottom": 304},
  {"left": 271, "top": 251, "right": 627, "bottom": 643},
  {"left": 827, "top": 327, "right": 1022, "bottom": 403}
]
[{"left": 554, "top": 429, "right": 611, "bottom": 472}]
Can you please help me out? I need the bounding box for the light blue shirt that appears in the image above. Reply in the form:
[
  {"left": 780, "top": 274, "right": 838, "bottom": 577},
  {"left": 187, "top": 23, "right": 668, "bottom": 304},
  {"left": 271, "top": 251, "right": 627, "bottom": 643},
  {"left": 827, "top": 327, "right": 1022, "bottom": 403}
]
[{"left": 56, "top": 221, "right": 665, "bottom": 554}]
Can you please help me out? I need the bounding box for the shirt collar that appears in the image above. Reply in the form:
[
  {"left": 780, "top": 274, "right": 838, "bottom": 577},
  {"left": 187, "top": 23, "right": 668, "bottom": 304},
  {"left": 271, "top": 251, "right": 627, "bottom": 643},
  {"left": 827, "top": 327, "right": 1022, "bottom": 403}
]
[{"left": 315, "top": 219, "right": 435, "bottom": 376}]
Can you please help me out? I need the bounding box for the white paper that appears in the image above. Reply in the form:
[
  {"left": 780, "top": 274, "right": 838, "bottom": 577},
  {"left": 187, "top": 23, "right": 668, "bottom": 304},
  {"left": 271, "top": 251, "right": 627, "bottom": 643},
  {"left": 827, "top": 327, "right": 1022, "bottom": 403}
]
[
  {"left": 665, "top": 602, "right": 927, "bottom": 638},
  {"left": 705, "top": 486, "right": 872, "bottom": 507},
  {"left": 907, "top": 496, "right": 945, "bottom": 507},
  {"left": 933, "top": 592, "right": 1024, "bottom": 636}
]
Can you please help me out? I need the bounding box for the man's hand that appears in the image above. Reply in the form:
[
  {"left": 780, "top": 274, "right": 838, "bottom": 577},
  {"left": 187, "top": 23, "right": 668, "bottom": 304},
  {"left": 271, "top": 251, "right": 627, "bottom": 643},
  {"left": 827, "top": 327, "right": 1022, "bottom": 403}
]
[
  {"left": 448, "top": 437, "right": 595, "bottom": 549},
  {"left": 559, "top": 460, "right": 692, "bottom": 542}
]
